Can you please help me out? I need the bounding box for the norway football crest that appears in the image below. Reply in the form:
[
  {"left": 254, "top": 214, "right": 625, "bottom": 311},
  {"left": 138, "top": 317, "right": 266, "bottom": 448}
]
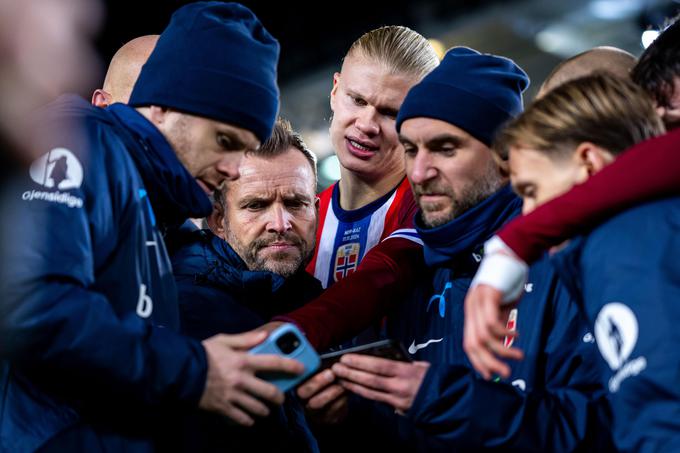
[
  {"left": 504, "top": 308, "right": 518, "bottom": 348},
  {"left": 334, "top": 243, "right": 360, "bottom": 281}
]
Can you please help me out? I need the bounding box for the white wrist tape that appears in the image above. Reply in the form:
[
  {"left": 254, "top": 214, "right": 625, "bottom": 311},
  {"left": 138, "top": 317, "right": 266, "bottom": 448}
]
[{"left": 471, "top": 236, "right": 529, "bottom": 304}]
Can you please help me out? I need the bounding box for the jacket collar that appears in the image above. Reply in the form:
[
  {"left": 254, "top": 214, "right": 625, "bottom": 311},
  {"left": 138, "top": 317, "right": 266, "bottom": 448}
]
[
  {"left": 203, "top": 230, "right": 321, "bottom": 317},
  {"left": 106, "top": 103, "right": 212, "bottom": 227},
  {"left": 416, "top": 185, "right": 522, "bottom": 269}
]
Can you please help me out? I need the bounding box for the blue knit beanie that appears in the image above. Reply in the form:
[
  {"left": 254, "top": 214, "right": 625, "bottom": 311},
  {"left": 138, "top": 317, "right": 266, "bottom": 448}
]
[
  {"left": 129, "top": 2, "right": 280, "bottom": 143},
  {"left": 396, "top": 47, "right": 529, "bottom": 146}
]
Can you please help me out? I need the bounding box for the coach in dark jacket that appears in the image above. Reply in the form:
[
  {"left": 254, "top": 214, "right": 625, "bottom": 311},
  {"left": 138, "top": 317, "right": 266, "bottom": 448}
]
[{"left": 169, "top": 119, "right": 322, "bottom": 453}]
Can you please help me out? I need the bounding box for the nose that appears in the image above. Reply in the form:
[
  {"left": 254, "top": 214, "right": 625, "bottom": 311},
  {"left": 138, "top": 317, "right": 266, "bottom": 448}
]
[
  {"left": 521, "top": 199, "right": 536, "bottom": 215},
  {"left": 215, "top": 151, "right": 244, "bottom": 183},
  {"left": 407, "top": 149, "right": 437, "bottom": 185},
  {"left": 266, "top": 205, "right": 292, "bottom": 234},
  {"left": 355, "top": 107, "right": 379, "bottom": 136}
]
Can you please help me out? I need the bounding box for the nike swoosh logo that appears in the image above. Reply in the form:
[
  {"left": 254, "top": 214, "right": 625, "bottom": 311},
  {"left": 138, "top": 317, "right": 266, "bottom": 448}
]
[{"left": 408, "top": 338, "right": 444, "bottom": 354}]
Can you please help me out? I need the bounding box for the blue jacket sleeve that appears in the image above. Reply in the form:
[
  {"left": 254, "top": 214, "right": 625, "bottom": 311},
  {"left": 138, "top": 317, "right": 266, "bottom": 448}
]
[
  {"left": 0, "top": 120, "right": 207, "bottom": 408},
  {"left": 405, "top": 285, "right": 613, "bottom": 452}
]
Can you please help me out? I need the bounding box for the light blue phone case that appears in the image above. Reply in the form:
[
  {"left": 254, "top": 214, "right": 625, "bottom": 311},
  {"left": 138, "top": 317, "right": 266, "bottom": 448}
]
[{"left": 249, "top": 323, "right": 320, "bottom": 392}]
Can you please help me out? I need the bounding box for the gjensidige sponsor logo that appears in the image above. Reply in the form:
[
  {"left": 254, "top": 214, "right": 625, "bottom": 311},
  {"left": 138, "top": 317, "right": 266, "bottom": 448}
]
[
  {"left": 23, "top": 148, "right": 84, "bottom": 208},
  {"left": 594, "top": 302, "right": 647, "bottom": 392}
]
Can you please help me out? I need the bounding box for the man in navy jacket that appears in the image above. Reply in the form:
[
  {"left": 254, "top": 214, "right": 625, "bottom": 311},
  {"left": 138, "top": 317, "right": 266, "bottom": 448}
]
[
  {"left": 168, "top": 118, "right": 321, "bottom": 452},
  {"left": 495, "top": 74, "right": 673, "bottom": 452},
  {"left": 0, "top": 3, "right": 303, "bottom": 452},
  {"left": 332, "top": 47, "right": 613, "bottom": 451}
]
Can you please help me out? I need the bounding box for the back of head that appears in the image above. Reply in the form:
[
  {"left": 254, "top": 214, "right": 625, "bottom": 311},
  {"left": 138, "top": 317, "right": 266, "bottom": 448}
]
[
  {"left": 345, "top": 25, "right": 439, "bottom": 80},
  {"left": 632, "top": 16, "right": 680, "bottom": 106},
  {"left": 538, "top": 46, "right": 636, "bottom": 97},
  {"left": 396, "top": 46, "right": 529, "bottom": 146},
  {"left": 497, "top": 73, "right": 664, "bottom": 160},
  {"left": 101, "top": 35, "right": 159, "bottom": 104},
  {"left": 129, "top": 1, "right": 280, "bottom": 143}
]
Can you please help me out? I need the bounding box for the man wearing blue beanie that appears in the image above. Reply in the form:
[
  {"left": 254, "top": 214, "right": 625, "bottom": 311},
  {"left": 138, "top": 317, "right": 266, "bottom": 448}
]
[
  {"left": 331, "top": 47, "right": 615, "bottom": 451},
  {"left": 0, "top": 3, "right": 304, "bottom": 452}
]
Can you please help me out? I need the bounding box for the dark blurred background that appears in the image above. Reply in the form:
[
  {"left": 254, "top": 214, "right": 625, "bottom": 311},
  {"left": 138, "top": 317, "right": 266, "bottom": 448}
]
[{"left": 96, "top": 0, "right": 680, "bottom": 188}]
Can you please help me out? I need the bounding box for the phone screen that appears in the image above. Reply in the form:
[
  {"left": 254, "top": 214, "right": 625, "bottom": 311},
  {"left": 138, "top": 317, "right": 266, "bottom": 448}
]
[{"left": 319, "top": 339, "right": 411, "bottom": 369}]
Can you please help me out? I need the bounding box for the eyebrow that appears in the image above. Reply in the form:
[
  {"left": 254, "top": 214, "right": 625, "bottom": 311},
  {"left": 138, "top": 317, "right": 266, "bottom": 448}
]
[
  {"left": 398, "top": 134, "right": 414, "bottom": 146},
  {"left": 398, "top": 133, "right": 465, "bottom": 148},
  {"left": 283, "top": 192, "right": 314, "bottom": 203},
  {"left": 425, "top": 134, "right": 465, "bottom": 149},
  {"left": 239, "top": 191, "right": 314, "bottom": 205}
]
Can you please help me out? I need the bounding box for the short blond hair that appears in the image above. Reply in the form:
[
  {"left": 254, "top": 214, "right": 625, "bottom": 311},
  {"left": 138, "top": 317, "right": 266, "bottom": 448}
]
[
  {"left": 496, "top": 73, "right": 664, "bottom": 161},
  {"left": 346, "top": 25, "right": 439, "bottom": 79}
]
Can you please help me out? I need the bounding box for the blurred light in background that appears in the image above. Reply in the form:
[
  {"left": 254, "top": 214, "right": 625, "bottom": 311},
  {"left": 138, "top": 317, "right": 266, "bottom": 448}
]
[
  {"left": 428, "top": 38, "right": 446, "bottom": 60},
  {"left": 641, "top": 29, "right": 661, "bottom": 48},
  {"left": 588, "top": 0, "right": 644, "bottom": 20},
  {"left": 535, "top": 23, "right": 591, "bottom": 57},
  {"left": 319, "top": 155, "right": 341, "bottom": 187}
]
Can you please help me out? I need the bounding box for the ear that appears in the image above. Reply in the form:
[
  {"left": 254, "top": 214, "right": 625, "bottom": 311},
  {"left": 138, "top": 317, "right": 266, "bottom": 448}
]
[
  {"left": 491, "top": 150, "right": 510, "bottom": 178},
  {"left": 315, "top": 195, "right": 320, "bottom": 213},
  {"left": 656, "top": 104, "right": 667, "bottom": 119},
  {"left": 330, "top": 72, "right": 341, "bottom": 110},
  {"left": 573, "top": 141, "right": 614, "bottom": 177},
  {"left": 91, "top": 89, "right": 113, "bottom": 108},
  {"left": 147, "top": 105, "right": 170, "bottom": 126},
  {"left": 207, "top": 201, "right": 227, "bottom": 240}
]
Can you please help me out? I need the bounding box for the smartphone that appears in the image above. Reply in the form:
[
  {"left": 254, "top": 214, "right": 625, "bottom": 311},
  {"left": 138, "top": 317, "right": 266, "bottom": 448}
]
[
  {"left": 319, "top": 339, "right": 412, "bottom": 369},
  {"left": 248, "top": 323, "right": 320, "bottom": 393}
]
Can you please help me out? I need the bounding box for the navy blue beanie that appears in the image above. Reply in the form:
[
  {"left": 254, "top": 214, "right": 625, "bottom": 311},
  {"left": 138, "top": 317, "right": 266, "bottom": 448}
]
[
  {"left": 396, "top": 47, "right": 529, "bottom": 146},
  {"left": 129, "top": 2, "right": 280, "bottom": 143}
]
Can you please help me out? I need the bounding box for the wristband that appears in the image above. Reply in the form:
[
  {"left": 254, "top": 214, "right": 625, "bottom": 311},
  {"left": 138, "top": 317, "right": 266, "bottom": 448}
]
[{"left": 471, "top": 236, "right": 528, "bottom": 304}]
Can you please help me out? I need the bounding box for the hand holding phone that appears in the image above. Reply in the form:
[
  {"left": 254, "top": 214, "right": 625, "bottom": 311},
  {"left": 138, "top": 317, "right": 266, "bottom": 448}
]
[{"left": 249, "top": 323, "right": 320, "bottom": 392}]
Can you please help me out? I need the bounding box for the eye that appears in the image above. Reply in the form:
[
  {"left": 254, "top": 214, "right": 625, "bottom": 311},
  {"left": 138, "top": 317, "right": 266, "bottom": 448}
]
[
  {"left": 518, "top": 185, "right": 536, "bottom": 199},
  {"left": 351, "top": 95, "right": 367, "bottom": 106},
  {"left": 217, "top": 134, "right": 236, "bottom": 151},
  {"left": 285, "top": 199, "right": 308, "bottom": 210},
  {"left": 437, "top": 147, "right": 457, "bottom": 157},
  {"left": 379, "top": 108, "right": 399, "bottom": 120},
  {"left": 403, "top": 144, "right": 417, "bottom": 157},
  {"left": 245, "top": 201, "right": 265, "bottom": 210}
]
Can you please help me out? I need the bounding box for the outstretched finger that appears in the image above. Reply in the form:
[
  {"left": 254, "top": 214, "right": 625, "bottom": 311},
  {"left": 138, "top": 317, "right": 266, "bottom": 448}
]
[
  {"left": 223, "top": 404, "right": 255, "bottom": 427},
  {"left": 246, "top": 353, "right": 305, "bottom": 375}
]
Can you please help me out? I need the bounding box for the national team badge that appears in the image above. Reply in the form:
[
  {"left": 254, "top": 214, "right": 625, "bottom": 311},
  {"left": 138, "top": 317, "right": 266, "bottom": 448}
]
[
  {"left": 334, "top": 242, "right": 360, "bottom": 281},
  {"left": 503, "top": 308, "right": 518, "bottom": 348}
]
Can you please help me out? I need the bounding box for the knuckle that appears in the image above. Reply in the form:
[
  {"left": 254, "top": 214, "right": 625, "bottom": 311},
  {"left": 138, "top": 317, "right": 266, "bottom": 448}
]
[
  {"left": 232, "top": 354, "right": 247, "bottom": 369},
  {"left": 229, "top": 373, "right": 243, "bottom": 389},
  {"left": 268, "top": 386, "right": 283, "bottom": 402}
]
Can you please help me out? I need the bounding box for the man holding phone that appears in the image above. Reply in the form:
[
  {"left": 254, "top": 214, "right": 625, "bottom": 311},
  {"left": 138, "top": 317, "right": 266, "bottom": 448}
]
[
  {"left": 330, "top": 48, "right": 615, "bottom": 451},
  {"left": 168, "top": 118, "right": 321, "bottom": 452},
  {"left": 0, "top": 4, "right": 304, "bottom": 452}
]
